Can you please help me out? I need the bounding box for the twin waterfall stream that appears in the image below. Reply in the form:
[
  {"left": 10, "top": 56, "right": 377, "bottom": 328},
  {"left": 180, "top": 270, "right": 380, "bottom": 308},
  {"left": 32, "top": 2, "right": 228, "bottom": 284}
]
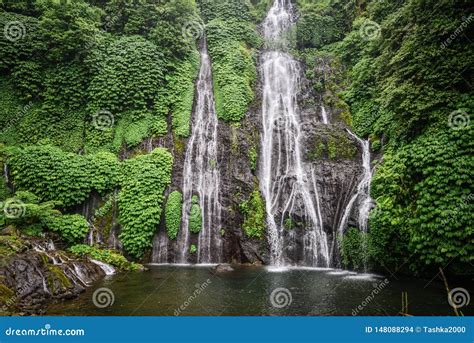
[
  {"left": 152, "top": 0, "right": 373, "bottom": 268},
  {"left": 176, "top": 40, "right": 223, "bottom": 264}
]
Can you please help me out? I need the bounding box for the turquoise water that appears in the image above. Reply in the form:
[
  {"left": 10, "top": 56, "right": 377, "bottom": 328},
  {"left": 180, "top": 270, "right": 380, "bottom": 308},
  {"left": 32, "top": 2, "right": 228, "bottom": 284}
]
[{"left": 46, "top": 265, "right": 470, "bottom": 316}]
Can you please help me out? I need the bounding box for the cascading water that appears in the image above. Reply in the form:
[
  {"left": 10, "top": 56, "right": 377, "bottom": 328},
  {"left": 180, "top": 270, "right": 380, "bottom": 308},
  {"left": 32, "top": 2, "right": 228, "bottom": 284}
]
[
  {"left": 90, "top": 259, "right": 116, "bottom": 275},
  {"left": 337, "top": 130, "right": 374, "bottom": 237},
  {"left": 176, "top": 39, "right": 223, "bottom": 264},
  {"left": 320, "top": 105, "right": 329, "bottom": 125},
  {"left": 3, "top": 163, "right": 9, "bottom": 184},
  {"left": 152, "top": 230, "right": 169, "bottom": 264},
  {"left": 259, "top": 0, "right": 329, "bottom": 267}
]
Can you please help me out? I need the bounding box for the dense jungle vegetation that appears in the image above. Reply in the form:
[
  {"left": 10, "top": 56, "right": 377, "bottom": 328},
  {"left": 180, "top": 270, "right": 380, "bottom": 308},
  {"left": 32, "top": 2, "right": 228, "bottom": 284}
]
[{"left": 0, "top": 0, "right": 472, "bottom": 276}]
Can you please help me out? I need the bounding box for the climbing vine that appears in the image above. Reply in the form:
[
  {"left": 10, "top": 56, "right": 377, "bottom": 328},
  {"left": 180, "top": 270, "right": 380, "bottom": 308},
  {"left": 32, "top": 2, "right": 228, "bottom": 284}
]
[
  {"left": 188, "top": 195, "right": 202, "bottom": 234},
  {"left": 8, "top": 145, "right": 121, "bottom": 207},
  {"left": 118, "top": 148, "right": 173, "bottom": 258},
  {"left": 203, "top": 0, "right": 262, "bottom": 122},
  {"left": 165, "top": 191, "right": 183, "bottom": 240},
  {"left": 240, "top": 189, "right": 266, "bottom": 239}
]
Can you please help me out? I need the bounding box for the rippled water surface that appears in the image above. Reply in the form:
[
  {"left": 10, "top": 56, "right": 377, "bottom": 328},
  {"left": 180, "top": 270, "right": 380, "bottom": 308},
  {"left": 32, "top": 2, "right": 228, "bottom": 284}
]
[{"left": 47, "top": 265, "right": 471, "bottom": 316}]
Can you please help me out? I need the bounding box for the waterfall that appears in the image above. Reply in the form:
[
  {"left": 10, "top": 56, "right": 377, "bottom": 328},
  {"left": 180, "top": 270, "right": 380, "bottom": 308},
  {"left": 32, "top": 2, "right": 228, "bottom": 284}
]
[
  {"left": 152, "top": 232, "right": 169, "bottom": 264},
  {"left": 72, "top": 263, "right": 92, "bottom": 285},
  {"left": 90, "top": 259, "right": 116, "bottom": 275},
  {"left": 3, "top": 163, "right": 9, "bottom": 184},
  {"left": 176, "top": 39, "right": 223, "bottom": 264},
  {"left": 259, "top": 0, "right": 329, "bottom": 267},
  {"left": 87, "top": 223, "right": 102, "bottom": 246},
  {"left": 337, "top": 130, "right": 374, "bottom": 236},
  {"left": 320, "top": 105, "right": 329, "bottom": 125}
]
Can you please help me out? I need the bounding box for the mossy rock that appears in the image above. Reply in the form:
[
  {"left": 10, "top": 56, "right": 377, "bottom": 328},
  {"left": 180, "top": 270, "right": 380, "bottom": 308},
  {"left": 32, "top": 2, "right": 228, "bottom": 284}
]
[
  {"left": 0, "top": 283, "right": 15, "bottom": 304},
  {"left": 0, "top": 234, "right": 27, "bottom": 258},
  {"left": 47, "top": 265, "right": 73, "bottom": 293}
]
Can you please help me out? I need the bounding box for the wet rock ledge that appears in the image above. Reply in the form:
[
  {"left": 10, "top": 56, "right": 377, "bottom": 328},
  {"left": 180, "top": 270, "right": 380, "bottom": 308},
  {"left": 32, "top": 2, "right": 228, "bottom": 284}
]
[{"left": 0, "top": 232, "right": 106, "bottom": 315}]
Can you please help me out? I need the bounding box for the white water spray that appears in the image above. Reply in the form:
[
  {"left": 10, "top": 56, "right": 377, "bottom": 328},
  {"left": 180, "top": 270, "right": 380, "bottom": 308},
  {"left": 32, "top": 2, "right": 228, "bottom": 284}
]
[
  {"left": 320, "top": 105, "right": 329, "bottom": 125},
  {"left": 90, "top": 259, "right": 116, "bottom": 275},
  {"left": 337, "top": 130, "right": 374, "bottom": 236},
  {"left": 259, "top": 0, "right": 329, "bottom": 267},
  {"left": 176, "top": 40, "right": 223, "bottom": 264}
]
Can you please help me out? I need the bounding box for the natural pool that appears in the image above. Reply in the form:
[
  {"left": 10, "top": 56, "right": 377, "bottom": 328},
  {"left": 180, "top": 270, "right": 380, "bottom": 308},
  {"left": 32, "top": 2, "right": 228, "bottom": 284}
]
[{"left": 47, "top": 265, "right": 470, "bottom": 316}]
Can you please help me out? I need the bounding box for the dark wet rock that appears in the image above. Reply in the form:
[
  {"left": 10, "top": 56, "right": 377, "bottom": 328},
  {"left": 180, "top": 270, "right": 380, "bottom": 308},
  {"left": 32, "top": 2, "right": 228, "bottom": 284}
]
[
  {"left": 211, "top": 264, "right": 235, "bottom": 273},
  {"left": 0, "top": 242, "right": 104, "bottom": 315}
]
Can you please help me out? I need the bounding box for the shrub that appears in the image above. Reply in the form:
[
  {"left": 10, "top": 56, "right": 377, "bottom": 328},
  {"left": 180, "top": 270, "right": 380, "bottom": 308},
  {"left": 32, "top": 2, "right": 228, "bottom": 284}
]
[
  {"left": 118, "top": 148, "right": 173, "bottom": 258},
  {"left": 188, "top": 195, "right": 202, "bottom": 234},
  {"left": 165, "top": 191, "right": 183, "bottom": 240},
  {"left": 240, "top": 190, "right": 266, "bottom": 239}
]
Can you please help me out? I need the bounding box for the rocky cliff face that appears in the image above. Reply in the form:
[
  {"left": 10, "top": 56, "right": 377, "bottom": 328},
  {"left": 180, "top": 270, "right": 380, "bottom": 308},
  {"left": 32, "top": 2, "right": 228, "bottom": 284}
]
[
  {"left": 178, "top": 54, "right": 363, "bottom": 267},
  {"left": 0, "top": 235, "right": 105, "bottom": 315},
  {"left": 70, "top": 56, "right": 367, "bottom": 268}
]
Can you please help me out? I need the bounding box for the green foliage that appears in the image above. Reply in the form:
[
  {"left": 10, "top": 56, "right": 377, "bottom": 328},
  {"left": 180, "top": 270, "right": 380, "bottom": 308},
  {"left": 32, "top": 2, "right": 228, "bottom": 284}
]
[
  {"left": 118, "top": 148, "right": 173, "bottom": 258},
  {"left": 369, "top": 129, "right": 473, "bottom": 272},
  {"left": 69, "top": 244, "right": 142, "bottom": 271},
  {"left": 339, "top": 228, "right": 368, "bottom": 271},
  {"left": 240, "top": 189, "right": 265, "bottom": 239},
  {"left": 47, "top": 214, "right": 89, "bottom": 244},
  {"left": 0, "top": 235, "right": 27, "bottom": 259},
  {"left": 87, "top": 35, "right": 164, "bottom": 116},
  {"left": 37, "top": 0, "right": 102, "bottom": 62},
  {"left": 189, "top": 244, "right": 197, "bottom": 254},
  {"left": 336, "top": 0, "right": 473, "bottom": 142},
  {"left": 249, "top": 146, "right": 258, "bottom": 172},
  {"left": 296, "top": 2, "right": 345, "bottom": 49},
  {"left": 0, "top": 190, "right": 90, "bottom": 245},
  {"left": 0, "top": 11, "right": 44, "bottom": 71},
  {"left": 307, "top": 130, "right": 358, "bottom": 161},
  {"left": 165, "top": 191, "right": 183, "bottom": 240},
  {"left": 157, "top": 51, "right": 199, "bottom": 137},
  {"left": 371, "top": 139, "right": 381, "bottom": 152},
  {"left": 283, "top": 218, "right": 295, "bottom": 230},
  {"left": 8, "top": 145, "right": 121, "bottom": 207},
  {"left": 204, "top": 1, "right": 262, "bottom": 122},
  {"left": 188, "top": 195, "right": 202, "bottom": 234},
  {"left": 305, "top": 0, "right": 474, "bottom": 274},
  {"left": 0, "top": 191, "right": 60, "bottom": 235},
  {"left": 103, "top": 0, "right": 199, "bottom": 61}
]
